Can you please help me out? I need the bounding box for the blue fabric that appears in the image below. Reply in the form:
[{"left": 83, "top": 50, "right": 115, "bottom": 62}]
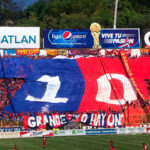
[{"left": 3, "top": 58, "right": 85, "bottom": 113}]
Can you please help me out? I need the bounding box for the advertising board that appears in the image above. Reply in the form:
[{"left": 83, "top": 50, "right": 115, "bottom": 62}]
[
  {"left": 16, "top": 48, "right": 40, "bottom": 55},
  {"left": 141, "top": 29, "right": 150, "bottom": 48},
  {"left": 117, "top": 127, "right": 146, "bottom": 134},
  {"left": 0, "top": 127, "right": 24, "bottom": 132},
  {"left": 44, "top": 29, "right": 140, "bottom": 49},
  {"left": 3, "top": 49, "right": 16, "bottom": 56},
  {"left": 0, "top": 27, "right": 40, "bottom": 49},
  {"left": 85, "top": 129, "right": 117, "bottom": 135},
  {"left": 20, "top": 131, "right": 54, "bottom": 138},
  {"left": 53, "top": 129, "right": 85, "bottom": 136},
  {"left": 0, "top": 132, "right": 20, "bottom": 138}
]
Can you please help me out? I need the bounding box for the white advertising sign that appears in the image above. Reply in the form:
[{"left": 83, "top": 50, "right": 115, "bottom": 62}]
[
  {"left": 0, "top": 27, "right": 40, "bottom": 48},
  {"left": 20, "top": 131, "right": 54, "bottom": 138},
  {"left": 0, "top": 132, "right": 20, "bottom": 138}
]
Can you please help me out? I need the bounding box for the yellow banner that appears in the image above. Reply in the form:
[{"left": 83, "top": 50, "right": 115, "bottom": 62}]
[
  {"left": 46, "top": 49, "right": 67, "bottom": 56},
  {"left": 16, "top": 49, "right": 40, "bottom": 55}
]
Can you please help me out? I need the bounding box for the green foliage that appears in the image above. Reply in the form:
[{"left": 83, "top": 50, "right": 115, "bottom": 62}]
[
  {"left": 59, "top": 13, "right": 89, "bottom": 29},
  {"left": 0, "top": 0, "right": 150, "bottom": 31},
  {"left": 0, "top": 0, "right": 23, "bottom": 25}
]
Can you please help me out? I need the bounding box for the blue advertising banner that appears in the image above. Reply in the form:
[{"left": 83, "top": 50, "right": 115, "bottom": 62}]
[
  {"left": 44, "top": 29, "right": 140, "bottom": 49},
  {"left": 85, "top": 129, "right": 117, "bottom": 135},
  {"left": 0, "top": 127, "right": 24, "bottom": 132},
  {"left": 100, "top": 29, "right": 140, "bottom": 48},
  {"left": 44, "top": 29, "right": 92, "bottom": 48},
  {"left": 3, "top": 50, "right": 16, "bottom": 56}
]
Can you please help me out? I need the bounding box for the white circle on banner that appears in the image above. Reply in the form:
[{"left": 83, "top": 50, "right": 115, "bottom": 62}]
[{"left": 144, "top": 31, "right": 150, "bottom": 46}]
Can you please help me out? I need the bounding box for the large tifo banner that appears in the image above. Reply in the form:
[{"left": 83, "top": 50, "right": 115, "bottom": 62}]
[
  {"left": 44, "top": 29, "right": 140, "bottom": 48},
  {"left": 0, "top": 27, "right": 40, "bottom": 48},
  {"left": 23, "top": 112, "right": 124, "bottom": 129},
  {"left": 3, "top": 57, "right": 138, "bottom": 113}
]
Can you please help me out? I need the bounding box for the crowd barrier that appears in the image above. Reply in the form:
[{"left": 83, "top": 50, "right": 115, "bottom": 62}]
[{"left": 0, "top": 127, "right": 149, "bottom": 139}]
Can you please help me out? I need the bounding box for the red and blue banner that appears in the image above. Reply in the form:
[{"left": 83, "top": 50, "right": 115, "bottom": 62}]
[
  {"left": 24, "top": 113, "right": 68, "bottom": 129},
  {"left": 23, "top": 112, "right": 125, "bottom": 129},
  {"left": 3, "top": 57, "right": 138, "bottom": 113}
]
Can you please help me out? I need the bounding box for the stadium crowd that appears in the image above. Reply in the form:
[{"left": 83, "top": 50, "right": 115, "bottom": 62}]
[{"left": 0, "top": 78, "right": 24, "bottom": 111}]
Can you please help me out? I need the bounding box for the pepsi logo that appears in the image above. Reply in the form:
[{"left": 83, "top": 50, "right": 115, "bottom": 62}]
[{"left": 63, "top": 31, "right": 72, "bottom": 41}]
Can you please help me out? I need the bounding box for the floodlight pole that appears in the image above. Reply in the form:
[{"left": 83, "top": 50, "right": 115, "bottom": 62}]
[{"left": 113, "top": 0, "right": 119, "bottom": 29}]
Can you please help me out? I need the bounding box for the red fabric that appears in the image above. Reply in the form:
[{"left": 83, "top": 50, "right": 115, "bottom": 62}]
[
  {"left": 120, "top": 54, "right": 150, "bottom": 125},
  {"left": 38, "top": 114, "right": 45, "bottom": 129},
  {"left": 23, "top": 116, "right": 30, "bottom": 129},
  {"left": 77, "top": 57, "right": 132, "bottom": 112},
  {"left": 52, "top": 113, "right": 61, "bottom": 128},
  {"left": 122, "top": 56, "right": 150, "bottom": 100}
]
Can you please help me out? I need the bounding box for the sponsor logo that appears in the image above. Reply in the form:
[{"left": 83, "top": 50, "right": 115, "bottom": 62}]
[
  {"left": 32, "top": 131, "right": 43, "bottom": 136},
  {"left": 144, "top": 31, "right": 150, "bottom": 47},
  {"left": 50, "top": 31, "right": 86, "bottom": 41},
  {"left": 54, "top": 131, "right": 58, "bottom": 135},
  {"left": 0, "top": 27, "right": 40, "bottom": 48},
  {"left": 54, "top": 130, "right": 66, "bottom": 136},
  {"left": 72, "top": 130, "right": 84, "bottom": 135},
  {"left": 72, "top": 130, "right": 76, "bottom": 134},
  {"left": 63, "top": 31, "right": 72, "bottom": 41}
]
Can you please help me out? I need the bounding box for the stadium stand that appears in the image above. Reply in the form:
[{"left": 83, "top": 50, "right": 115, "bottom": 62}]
[{"left": 0, "top": 49, "right": 150, "bottom": 129}]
